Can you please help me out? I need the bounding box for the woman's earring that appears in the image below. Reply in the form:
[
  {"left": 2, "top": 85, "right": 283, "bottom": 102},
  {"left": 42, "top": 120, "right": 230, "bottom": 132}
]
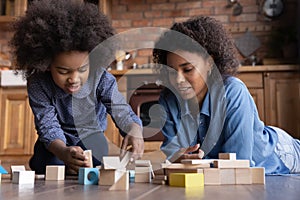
[{"left": 208, "top": 69, "right": 212, "bottom": 76}]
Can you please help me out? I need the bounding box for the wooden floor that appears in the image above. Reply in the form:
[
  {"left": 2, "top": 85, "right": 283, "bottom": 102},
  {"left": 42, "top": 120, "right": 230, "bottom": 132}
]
[{"left": 1, "top": 175, "right": 300, "bottom": 200}]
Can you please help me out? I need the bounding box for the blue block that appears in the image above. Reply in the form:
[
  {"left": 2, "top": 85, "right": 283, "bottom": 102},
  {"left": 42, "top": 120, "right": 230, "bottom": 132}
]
[
  {"left": 0, "top": 165, "right": 8, "bottom": 174},
  {"left": 78, "top": 168, "right": 99, "bottom": 185},
  {"left": 129, "top": 170, "right": 135, "bottom": 183}
]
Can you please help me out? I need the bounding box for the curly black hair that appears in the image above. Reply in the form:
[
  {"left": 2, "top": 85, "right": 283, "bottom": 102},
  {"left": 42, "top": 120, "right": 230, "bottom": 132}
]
[
  {"left": 10, "top": 0, "right": 114, "bottom": 78},
  {"left": 153, "top": 16, "right": 240, "bottom": 79}
]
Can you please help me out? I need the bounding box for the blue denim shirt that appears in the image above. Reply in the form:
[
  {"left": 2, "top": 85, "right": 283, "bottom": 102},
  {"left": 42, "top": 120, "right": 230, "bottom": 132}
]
[
  {"left": 27, "top": 67, "right": 141, "bottom": 148},
  {"left": 159, "top": 76, "right": 289, "bottom": 174}
]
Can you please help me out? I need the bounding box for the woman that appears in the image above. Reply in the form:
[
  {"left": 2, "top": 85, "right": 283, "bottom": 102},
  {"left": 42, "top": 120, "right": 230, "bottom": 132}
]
[{"left": 153, "top": 16, "right": 300, "bottom": 174}]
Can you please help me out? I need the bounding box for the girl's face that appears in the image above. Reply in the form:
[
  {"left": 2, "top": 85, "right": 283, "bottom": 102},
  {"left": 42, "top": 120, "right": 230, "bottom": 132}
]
[
  {"left": 166, "top": 50, "right": 211, "bottom": 102},
  {"left": 50, "top": 51, "right": 89, "bottom": 94}
]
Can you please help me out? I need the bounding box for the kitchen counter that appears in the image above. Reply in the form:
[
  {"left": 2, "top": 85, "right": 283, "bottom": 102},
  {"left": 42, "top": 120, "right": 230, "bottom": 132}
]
[
  {"left": 0, "top": 70, "right": 26, "bottom": 87},
  {"left": 1, "top": 65, "right": 298, "bottom": 87}
]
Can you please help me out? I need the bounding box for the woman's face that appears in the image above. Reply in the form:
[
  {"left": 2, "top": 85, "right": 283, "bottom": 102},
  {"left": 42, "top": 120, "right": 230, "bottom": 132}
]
[
  {"left": 166, "top": 50, "right": 211, "bottom": 102},
  {"left": 50, "top": 51, "right": 89, "bottom": 94}
]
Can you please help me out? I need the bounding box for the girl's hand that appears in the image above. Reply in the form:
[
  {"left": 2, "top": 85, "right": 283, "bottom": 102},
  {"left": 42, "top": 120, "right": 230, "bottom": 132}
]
[
  {"left": 60, "top": 146, "right": 91, "bottom": 173},
  {"left": 48, "top": 139, "right": 91, "bottom": 173}
]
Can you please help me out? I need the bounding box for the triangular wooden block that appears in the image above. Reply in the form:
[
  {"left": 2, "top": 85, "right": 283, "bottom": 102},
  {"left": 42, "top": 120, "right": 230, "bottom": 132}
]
[
  {"left": 120, "top": 151, "right": 131, "bottom": 168},
  {"left": 0, "top": 165, "right": 8, "bottom": 174},
  {"left": 109, "top": 171, "right": 129, "bottom": 191},
  {"left": 102, "top": 156, "right": 121, "bottom": 170}
]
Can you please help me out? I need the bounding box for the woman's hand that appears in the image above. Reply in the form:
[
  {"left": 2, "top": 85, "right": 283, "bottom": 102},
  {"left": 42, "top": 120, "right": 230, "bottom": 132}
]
[
  {"left": 120, "top": 123, "right": 144, "bottom": 162},
  {"left": 172, "top": 144, "right": 204, "bottom": 163},
  {"left": 48, "top": 139, "right": 91, "bottom": 173}
]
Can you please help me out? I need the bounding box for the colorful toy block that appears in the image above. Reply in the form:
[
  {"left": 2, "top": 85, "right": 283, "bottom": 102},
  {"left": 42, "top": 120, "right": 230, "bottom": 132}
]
[
  {"left": 78, "top": 168, "right": 99, "bottom": 185},
  {"left": 0, "top": 165, "right": 8, "bottom": 183},
  {"left": 169, "top": 173, "right": 204, "bottom": 188}
]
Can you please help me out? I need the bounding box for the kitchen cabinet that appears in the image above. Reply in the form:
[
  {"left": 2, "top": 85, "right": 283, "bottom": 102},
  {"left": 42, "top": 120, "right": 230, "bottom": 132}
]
[
  {"left": 0, "top": 0, "right": 27, "bottom": 22},
  {"left": 0, "top": 87, "right": 36, "bottom": 170},
  {"left": 237, "top": 66, "right": 300, "bottom": 139},
  {"left": 264, "top": 71, "right": 300, "bottom": 138}
]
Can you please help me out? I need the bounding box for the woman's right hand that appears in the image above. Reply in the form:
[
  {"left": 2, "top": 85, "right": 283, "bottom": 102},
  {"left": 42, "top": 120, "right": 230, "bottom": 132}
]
[{"left": 173, "top": 144, "right": 204, "bottom": 162}]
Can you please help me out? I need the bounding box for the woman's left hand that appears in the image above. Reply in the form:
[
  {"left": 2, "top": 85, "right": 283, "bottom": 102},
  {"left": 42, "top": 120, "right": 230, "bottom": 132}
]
[{"left": 120, "top": 123, "right": 144, "bottom": 162}]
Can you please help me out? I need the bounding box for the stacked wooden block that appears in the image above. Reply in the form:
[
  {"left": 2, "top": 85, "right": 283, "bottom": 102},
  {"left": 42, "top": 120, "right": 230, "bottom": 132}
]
[
  {"left": 134, "top": 160, "right": 153, "bottom": 183},
  {"left": 205, "top": 153, "right": 265, "bottom": 185},
  {"left": 163, "top": 153, "right": 265, "bottom": 188},
  {"left": 99, "top": 154, "right": 130, "bottom": 190}
]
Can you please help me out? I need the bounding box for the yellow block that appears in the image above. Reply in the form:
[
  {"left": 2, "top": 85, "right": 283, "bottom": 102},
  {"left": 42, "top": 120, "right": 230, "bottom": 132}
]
[{"left": 169, "top": 173, "right": 204, "bottom": 188}]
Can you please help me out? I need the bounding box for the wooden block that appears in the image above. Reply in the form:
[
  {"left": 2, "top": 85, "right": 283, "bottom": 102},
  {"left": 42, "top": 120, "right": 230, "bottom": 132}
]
[
  {"left": 135, "top": 173, "right": 151, "bottom": 183},
  {"left": 169, "top": 173, "right": 204, "bottom": 188},
  {"left": 11, "top": 165, "right": 26, "bottom": 173},
  {"left": 151, "top": 175, "right": 168, "bottom": 185},
  {"left": 135, "top": 166, "right": 152, "bottom": 173},
  {"left": 235, "top": 168, "right": 252, "bottom": 184},
  {"left": 251, "top": 167, "right": 265, "bottom": 184},
  {"left": 102, "top": 156, "right": 121, "bottom": 170},
  {"left": 78, "top": 168, "right": 99, "bottom": 185},
  {"left": 109, "top": 171, "right": 129, "bottom": 191},
  {"left": 213, "top": 160, "right": 250, "bottom": 168},
  {"left": 165, "top": 168, "right": 203, "bottom": 177},
  {"left": 165, "top": 163, "right": 210, "bottom": 169},
  {"left": 45, "top": 165, "right": 65, "bottom": 181},
  {"left": 181, "top": 159, "right": 214, "bottom": 165},
  {"left": 120, "top": 151, "right": 131, "bottom": 167},
  {"left": 161, "top": 160, "right": 172, "bottom": 168},
  {"left": 203, "top": 168, "right": 221, "bottom": 185},
  {"left": 152, "top": 170, "right": 167, "bottom": 184},
  {"left": 135, "top": 160, "right": 152, "bottom": 167},
  {"left": 151, "top": 179, "right": 166, "bottom": 185},
  {"left": 12, "top": 171, "right": 35, "bottom": 184},
  {"left": 153, "top": 174, "right": 167, "bottom": 181},
  {"left": 99, "top": 169, "right": 124, "bottom": 185},
  {"left": 84, "top": 150, "right": 93, "bottom": 168},
  {"left": 220, "top": 169, "right": 235, "bottom": 185},
  {"left": 35, "top": 174, "right": 45, "bottom": 180},
  {"left": 218, "top": 153, "right": 236, "bottom": 160}
]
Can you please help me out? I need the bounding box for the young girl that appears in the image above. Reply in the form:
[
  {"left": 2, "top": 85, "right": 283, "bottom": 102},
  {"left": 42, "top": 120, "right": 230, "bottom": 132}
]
[
  {"left": 10, "top": 0, "right": 144, "bottom": 174},
  {"left": 153, "top": 16, "right": 300, "bottom": 174}
]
